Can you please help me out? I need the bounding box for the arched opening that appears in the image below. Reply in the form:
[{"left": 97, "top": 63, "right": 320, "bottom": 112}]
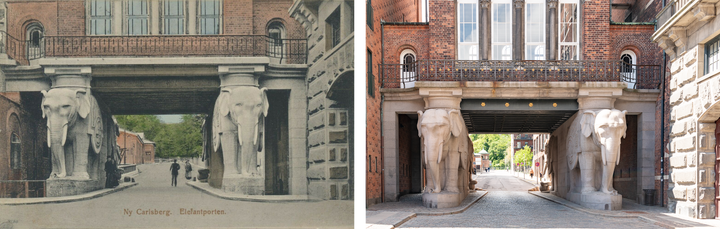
[
  {"left": 501, "top": 45, "right": 512, "bottom": 60},
  {"left": 267, "top": 21, "right": 286, "bottom": 60},
  {"left": 400, "top": 49, "right": 416, "bottom": 88},
  {"left": 25, "top": 22, "right": 44, "bottom": 59},
  {"left": 620, "top": 50, "right": 637, "bottom": 89}
]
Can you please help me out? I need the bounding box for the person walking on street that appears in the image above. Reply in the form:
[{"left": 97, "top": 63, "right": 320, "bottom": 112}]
[
  {"left": 170, "top": 159, "right": 180, "bottom": 187},
  {"left": 185, "top": 160, "right": 193, "bottom": 180}
]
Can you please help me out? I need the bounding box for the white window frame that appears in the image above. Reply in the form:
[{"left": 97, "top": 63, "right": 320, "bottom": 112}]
[
  {"left": 558, "top": 0, "right": 579, "bottom": 60},
  {"left": 88, "top": 0, "right": 113, "bottom": 35},
  {"left": 457, "top": 0, "right": 478, "bottom": 60},
  {"left": 491, "top": 0, "right": 512, "bottom": 60},
  {"left": 400, "top": 49, "right": 416, "bottom": 88},
  {"left": 162, "top": 0, "right": 186, "bottom": 35},
  {"left": 197, "top": 0, "right": 222, "bottom": 35},
  {"left": 525, "top": 0, "right": 545, "bottom": 60},
  {"left": 125, "top": 0, "right": 149, "bottom": 35},
  {"left": 620, "top": 50, "right": 637, "bottom": 89}
]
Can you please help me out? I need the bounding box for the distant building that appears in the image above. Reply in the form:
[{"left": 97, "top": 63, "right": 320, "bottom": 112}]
[
  {"left": 117, "top": 129, "right": 154, "bottom": 165},
  {"left": 475, "top": 150, "right": 490, "bottom": 171}
]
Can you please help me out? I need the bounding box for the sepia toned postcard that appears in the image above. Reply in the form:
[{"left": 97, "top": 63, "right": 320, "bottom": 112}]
[{"left": 0, "top": 0, "right": 354, "bottom": 228}]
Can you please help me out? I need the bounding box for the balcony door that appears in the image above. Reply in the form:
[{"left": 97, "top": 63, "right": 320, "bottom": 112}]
[
  {"left": 400, "top": 49, "right": 416, "bottom": 89},
  {"left": 620, "top": 50, "right": 636, "bottom": 89},
  {"left": 26, "top": 23, "right": 43, "bottom": 60}
]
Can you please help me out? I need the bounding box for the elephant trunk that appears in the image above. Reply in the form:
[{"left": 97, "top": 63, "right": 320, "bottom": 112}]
[
  {"left": 48, "top": 118, "right": 68, "bottom": 177},
  {"left": 237, "top": 119, "right": 261, "bottom": 174}
]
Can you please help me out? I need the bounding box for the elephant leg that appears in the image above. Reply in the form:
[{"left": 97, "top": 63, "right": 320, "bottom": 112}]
[
  {"left": 427, "top": 162, "right": 442, "bottom": 193},
  {"left": 72, "top": 136, "right": 91, "bottom": 179},
  {"left": 578, "top": 151, "right": 597, "bottom": 193},
  {"left": 444, "top": 153, "right": 460, "bottom": 193},
  {"left": 600, "top": 161, "right": 618, "bottom": 194},
  {"left": 51, "top": 147, "right": 67, "bottom": 178},
  {"left": 221, "top": 133, "right": 240, "bottom": 175}
]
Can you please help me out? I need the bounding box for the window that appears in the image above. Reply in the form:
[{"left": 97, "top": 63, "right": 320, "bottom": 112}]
[
  {"left": 621, "top": 50, "right": 637, "bottom": 89},
  {"left": 11, "top": 133, "right": 20, "bottom": 170},
  {"left": 368, "top": 49, "right": 375, "bottom": 97},
  {"left": 90, "top": 0, "right": 113, "bottom": 35},
  {"left": 517, "top": 142, "right": 521, "bottom": 148},
  {"left": 705, "top": 36, "right": 720, "bottom": 74},
  {"left": 400, "top": 49, "right": 416, "bottom": 88},
  {"left": 559, "top": 0, "right": 579, "bottom": 60},
  {"left": 492, "top": 0, "right": 512, "bottom": 60},
  {"left": 458, "top": 1, "right": 478, "bottom": 60},
  {"left": 367, "top": 0, "right": 373, "bottom": 29},
  {"left": 26, "top": 23, "right": 44, "bottom": 59},
  {"left": 126, "top": 0, "right": 149, "bottom": 35},
  {"left": 327, "top": 9, "right": 342, "bottom": 49},
  {"left": 375, "top": 156, "right": 378, "bottom": 173},
  {"left": 525, "top": 0, "right": 545, "bottom": 60},
  {"left": 198, "top": 0, "right": 221, "bottom": 35},
  {"left": 369, "top": 155, "right": 372, "bottom": 172},
  {"left": 421, "top": 0, "right": 428, "bottom": 23},
  {"left": 163, "top": 0, "right": 185, "bottom": 34},
  {"left": 267, "top": 22, "right": 285, "bottom": 57}
]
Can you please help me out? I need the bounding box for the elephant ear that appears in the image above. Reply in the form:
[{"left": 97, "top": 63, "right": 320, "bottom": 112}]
[
  {"left": 212, "top": 89, "right": 230, "bottom": 152},
  {"left": 76, "top": 89, "right": 91, "bottom": 119},
  {"left": 218, "top": 89, "right": 231, "bottom": 117},
  {"left": 449, "top": 110, "right": 464, "bottom": 137},
  {"left": 40, "top": 90, "right": 47, "bottom": 119},
  {"left": 417, "top": 110, "right": 424, "bottom": 138},
  {"left": 580, "top": 110, "right": 596, "bottom": 138},
  {"left": 260, "top": 87, "right": 269, "bottom": 117},
  {"left": 621, "top": 110, "right": 628, "bottom": 138}
]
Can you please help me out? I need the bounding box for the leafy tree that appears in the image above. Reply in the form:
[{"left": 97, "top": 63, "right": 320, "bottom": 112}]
[
  {"left": 470, "top": 134, "right": 510, "bottom": 167},
  {"left": 115, "top": 114, "right": 205, "bottom": 158},
  {"left": 514, "top": 145, "right": 533, "bottom": 166}
]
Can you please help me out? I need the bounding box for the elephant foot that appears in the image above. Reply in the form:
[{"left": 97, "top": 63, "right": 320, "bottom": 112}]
[
  {"left": 72, "top": 172, "right": 91, "bottom": 180},
  {"left": 601, "top": 188, "right": 619, "bottom": 195},
  {"left": 446, "top": 187, "right": 460, "bottom": 193},
  {"left": 51, "top": 172, "right": 66, "bottom": 179}
]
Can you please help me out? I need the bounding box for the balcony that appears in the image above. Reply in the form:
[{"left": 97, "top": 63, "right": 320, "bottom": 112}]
[
  {"left": 381, "top": 59, "right": 661, "bottom": 89},
  {"left": 0, "top": 32, "right": 307, "bottom": 65}
]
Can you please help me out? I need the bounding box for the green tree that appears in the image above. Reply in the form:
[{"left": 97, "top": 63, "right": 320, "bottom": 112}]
[
  {"left": 470, "top": 134, "right": 510, "bottom": 167},
  {"left": 115, "top": 114, "right": 204, "bottom": 158},
  {"left": 514, "top": 145, "right": 533, "bottom": 166}
]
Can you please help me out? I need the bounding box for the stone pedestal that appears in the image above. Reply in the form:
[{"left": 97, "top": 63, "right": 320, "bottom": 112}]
[
  {"left": 567, "top": 192, "right": 622, "bottom": 210},
  {"left": 540, "top": 181, "right": 551, "bottom": 192},
  {"left": 221, "top": 175, "right": 264, "bottom": 195},
  {"left": 422, "top": 191, "right": 466, "bottom": 208},
  {"left": 46, "top": 178, "right": 103, "bottom": 197}
]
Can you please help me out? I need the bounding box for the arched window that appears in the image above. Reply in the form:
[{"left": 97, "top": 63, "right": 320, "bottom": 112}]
[
  {"left": 26, "top": 23, "right": 44, "bottom": 59},
  {"left": 533, "top": 46, "right": 545, "bottom": 60},
  {"left": 399, "top": 49, "right": 417, "bottom": 88},
  {"left": 501, "top": 45, "right": 512, "bottom": 60},
  {"left": 620, "top": 50, "right": 637, "bottom": 89},
  {"left": 267, "top": 21, "right": 286, "bottom": 58},
  {"left": 11, "top": 133, "right": 20, "bottom": 170}
]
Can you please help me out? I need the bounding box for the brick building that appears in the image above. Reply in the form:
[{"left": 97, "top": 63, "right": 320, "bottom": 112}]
[
  {"left": 0, "top": 92, "right": 49, "bottom": 198},
  {"left": 369, "top": 0, "right": 665, "bottom": 209},
  {"left": 117, "top": 129, "right": 154, "bottom": 165},
  {"left": 1, "top": 0, "right": 352, "bottom": 200}
]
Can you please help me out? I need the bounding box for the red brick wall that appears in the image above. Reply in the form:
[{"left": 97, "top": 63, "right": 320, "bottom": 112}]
[
  {"left": 609, "top": 24, "right": 662, "bottom": 66},
  {"left": 224, "top": 0, "right": 253, "bottom": 35},
  {"left": 252, "top": 0, "right": 305, "bottom": 39},
  {"left": 56, "top": 0, "right": 85, "bottom": 36},
  {"left": 6, "top": 1, "right": 58, "bottom": 38},
  {"left": 582, "top": 0, "right": 610, "bottom": 60},
  {"left": 143, "top": 143, "right": 155, "bottom": 164},
  {"left": 366, "top": 0, "right": 419, "bottom": 207},
  {"left": 382, "top": 24, "right": 430, "bottom": 64},
  {"left": 117, "top": 132, "right": 143, "bottom": 165},
  {"left": 429, "top": 0, "right": 455, "bottom": 59}
]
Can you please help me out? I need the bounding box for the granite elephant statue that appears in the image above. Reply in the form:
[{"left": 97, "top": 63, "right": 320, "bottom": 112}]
[
  {"left": 417, "top": 109, "right": 470, "bottom": 193},
  {"left": 213, "top": 86, "right": 268, "bottom": 176},
  {"left": 41, "top": 88, "right": 104, "bottom": 179},
  {"left": 566, "top": 109, "right": 627, "bottom": 194}
]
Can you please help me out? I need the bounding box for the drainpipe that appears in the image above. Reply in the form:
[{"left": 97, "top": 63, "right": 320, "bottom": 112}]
[
  {"left": 380, "top": 20, "right": 385, "bottom": 203},
  {"left": 660, "top": 51, "right": 666, "bottom": 207}
]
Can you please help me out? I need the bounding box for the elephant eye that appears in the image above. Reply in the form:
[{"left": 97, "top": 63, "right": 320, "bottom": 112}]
[
  {"left": 62, "top": 105, "right": 71, "bottom": 109},
  {"left": 256, "top": 104, "right": 262, "bottom": 107},
  {"left": 43, "top": 105, "right": 50, "bottom": 109}
]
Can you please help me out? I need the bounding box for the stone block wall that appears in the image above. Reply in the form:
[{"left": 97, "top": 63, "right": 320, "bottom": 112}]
[{"left": 666, "top": 45, "right": 720, "bottom": 219}]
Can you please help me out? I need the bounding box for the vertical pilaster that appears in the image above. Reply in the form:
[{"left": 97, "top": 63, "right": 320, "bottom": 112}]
[
  {"left": 513, "top": 0, "right": 523, "bottom": 60},
  {"left": 546, "top": 0, "right": 557, "bottom": 60},
  {"left": 113, "top": 0, "right": 123, "bottom": 35},
  {"left": 479, "top": 0, "right": 490, "bottom": 60},
  {"left": 150, "top": 0, "right": 160, "bottom": 35},
  {"left": 188, "top": 0, "right": 197, "bottom": 34}
]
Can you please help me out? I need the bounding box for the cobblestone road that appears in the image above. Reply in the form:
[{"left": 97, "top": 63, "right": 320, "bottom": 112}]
[
  {"left": 399, "top": 170, "right": 662, "bottom": 228},
  {"left": 0, "top": 163, "right": 352, "bottom": 228}
]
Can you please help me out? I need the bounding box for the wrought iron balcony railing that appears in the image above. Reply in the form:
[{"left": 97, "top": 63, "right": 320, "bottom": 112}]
[
  {"left": 381, "top": 59, "right": 661, "bottom": 89},
  {"left": 1, "top": 32, "right": 307, "bottom": 64}
]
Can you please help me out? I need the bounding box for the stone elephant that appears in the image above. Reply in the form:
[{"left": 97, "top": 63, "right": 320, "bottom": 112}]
[
  {"left": 566, "top": 109, "right": 627, "bottom": 194},
  {"left": 213, "top": 86, "right": 268, "bottom": 176},
  {"left": 41, "top": 88, "right": 104, "bottom": 179},
  {"left": 417, "top": 109, "right": 470, "bottom": 193}
]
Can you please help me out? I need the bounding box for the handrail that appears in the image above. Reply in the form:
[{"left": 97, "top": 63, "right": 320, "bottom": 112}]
[
  {"left": 381, "top": 59, "right": 661, "bottom": 89},
  {"left": 1, "top": 33, "right": 308, "bottom": 64},
  {"left": 0, "top": 180, "right": 46, "bottom": 198}
]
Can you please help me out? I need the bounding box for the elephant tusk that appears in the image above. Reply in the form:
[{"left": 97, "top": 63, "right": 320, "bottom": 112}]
[
  {"left": 46, "top": 120, "right": 51, "bottom": 148},
  {"left": 237, "top": 124, "right": 243, "bottom": 146},
  {"left": 253, "top": 123, "right": 258, "bottom": 146},
  {"left": 61, "top": 124, "right": 68, "bottom": 146}
]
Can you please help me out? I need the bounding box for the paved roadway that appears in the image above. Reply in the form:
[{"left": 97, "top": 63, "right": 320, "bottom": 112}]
[
  {"left": 0, "top": 163, "right": 352, "bottom": 228},
  {"left": 399, "top": 170, "right": 662, "bottom": 228}
]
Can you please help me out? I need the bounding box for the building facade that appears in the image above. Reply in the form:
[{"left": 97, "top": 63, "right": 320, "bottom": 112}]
[
  {"left": 652, "top": 0, "right": 720, "bottom": 219},
  {"left": 1, "top": 0, "right": 353, "bottom": 200},
  {"left": 368, "top": 0, "right": 665, "bottom": 210}
]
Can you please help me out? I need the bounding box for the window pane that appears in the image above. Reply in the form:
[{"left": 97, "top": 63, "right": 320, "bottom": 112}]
[
  {"left": 559, "top": 3, "right": 577, "bottom": 43},
  {"left": 526, "top": 3, "right": 544, "bottom": 43},
  {"left": 560, "top": 45, "right": 577, "bottom": 60},
  {"left": 492, "top": 45, "right": 511, "bottom": 60},
  {"left": 198, "top": 0, "right": 220, "bottom": 34},
  {"left": 459, "top": 44, "right": 478, "bottom": 60},
  {"left": 526, "top": 45, "right": 545, "bottom": 60},
  {"left": 492, "top": 3, "right": 511, "bottom": 43},
  {"left": 458, "top": 3, "right": 477, "bottom": 43}
]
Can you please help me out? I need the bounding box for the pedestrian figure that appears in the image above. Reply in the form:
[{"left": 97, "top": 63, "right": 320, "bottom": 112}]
[
  {"left": 530, "top": 169, "right": 534, "bottom": 178},
  {"left": 170, "top": 159, "right": 180, "bottom": 187},
  {"left": 105, "top": 158, "right": 119, "bottom": 188},
  {"left": 185, "top": 160, "right": 193, "bottom": 180}
]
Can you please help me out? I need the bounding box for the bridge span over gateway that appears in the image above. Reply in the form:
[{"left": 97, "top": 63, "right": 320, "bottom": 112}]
[{"left": 379, "top": 81, "right": 660, "bottom": 205}]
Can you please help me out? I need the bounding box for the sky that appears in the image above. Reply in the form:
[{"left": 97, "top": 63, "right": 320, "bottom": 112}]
[{"left": 156, "top": 115, "right": 183, "bottom": 124}]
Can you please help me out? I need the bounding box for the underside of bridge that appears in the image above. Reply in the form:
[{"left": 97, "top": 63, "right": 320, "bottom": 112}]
[{"left": 460, "top": 99, "right": 578, "bottom": 133}]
